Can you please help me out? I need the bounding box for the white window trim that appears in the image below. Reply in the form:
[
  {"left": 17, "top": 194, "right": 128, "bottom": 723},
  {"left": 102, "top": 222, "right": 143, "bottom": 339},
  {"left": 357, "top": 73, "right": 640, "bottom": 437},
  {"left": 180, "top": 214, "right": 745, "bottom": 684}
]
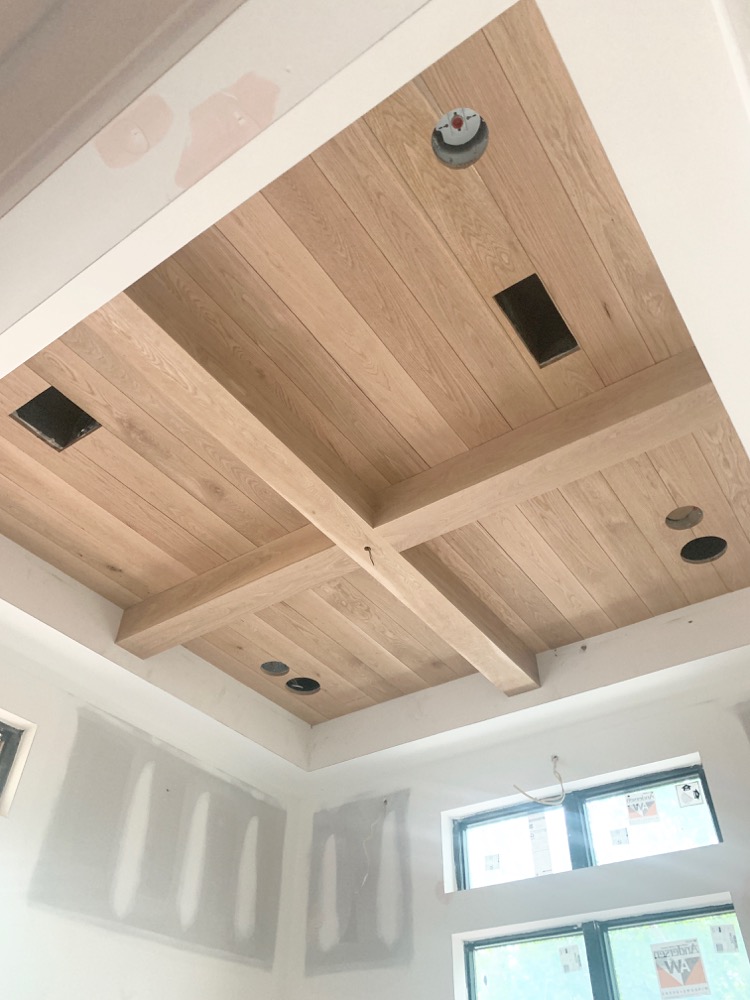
[{"left": 0, "top": 707, "right": 36, "bottom": 817}]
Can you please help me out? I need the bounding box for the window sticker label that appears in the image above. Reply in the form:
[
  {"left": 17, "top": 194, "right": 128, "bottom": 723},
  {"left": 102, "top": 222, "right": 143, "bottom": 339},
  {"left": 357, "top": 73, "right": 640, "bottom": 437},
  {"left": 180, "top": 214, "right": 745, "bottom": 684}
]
[
  {"left": 560, "top": 944, "right": 582, "bottom": 973},
  {"left": 627, "top": 790, "right": 659, "bottom": 824},
  {"left": 484, "top": 853, "right": 501, "bottom": 872},
  {"left": 711, "top": 924, "right": 739, "bottom": 954},
  {"left": 652, "top": 939, "right": 710, "bottom": 997},
  {"left": 611, "top": 827, "right": 630, "bottom": 847},
  {"left": 676, "top": 780, "right": 705, "bottom": 808},
  {"left": 528, "top": 814, "right": 552, "bottom": 876}
]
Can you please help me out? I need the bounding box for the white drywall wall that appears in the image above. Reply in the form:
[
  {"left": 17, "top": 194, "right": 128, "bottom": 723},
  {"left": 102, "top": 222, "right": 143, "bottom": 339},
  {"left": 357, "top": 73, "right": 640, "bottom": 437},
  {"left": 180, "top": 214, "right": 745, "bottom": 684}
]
[
  {"left": 292, "top": 647, "right": 750, "bottom": 1000},
  {"left": 0, "top": 599, "right": 309, "bottom": 1000}
]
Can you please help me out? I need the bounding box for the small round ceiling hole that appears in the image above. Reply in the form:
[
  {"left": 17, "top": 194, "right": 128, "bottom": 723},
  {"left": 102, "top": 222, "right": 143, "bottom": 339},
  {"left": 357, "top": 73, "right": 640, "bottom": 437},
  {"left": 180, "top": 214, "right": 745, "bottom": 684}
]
[
  {"left": 286, "top": 677, "right": 321, "bottom": 695},
  {"left": 665, "top": 505, "right": 704, "bottom": 530},
  {"left": 260, "top": 660, "right": 289, "bottom": 676},
  {"left": 680, "top": 536, "right": 727, "bottom": 564},
  {"left": 432, "top": 108, "right": 488, "bottom": 168}
]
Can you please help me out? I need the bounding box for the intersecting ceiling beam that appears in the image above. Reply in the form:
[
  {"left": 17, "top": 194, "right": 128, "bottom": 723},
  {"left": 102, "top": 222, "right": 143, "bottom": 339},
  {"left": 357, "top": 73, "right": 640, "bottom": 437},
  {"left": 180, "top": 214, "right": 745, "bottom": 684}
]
[
  {"left": 110, "top": 293, "right": 538, "bottom": 693},
  {"left": 117, "top": 344, "right": 719, "bottom": 663}
]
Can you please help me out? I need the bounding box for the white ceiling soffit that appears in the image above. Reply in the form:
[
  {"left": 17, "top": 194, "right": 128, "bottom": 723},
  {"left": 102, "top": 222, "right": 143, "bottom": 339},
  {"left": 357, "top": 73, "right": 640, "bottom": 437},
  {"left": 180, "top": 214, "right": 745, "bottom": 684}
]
[
  {"left": 0, "top": 0, "right": 515, "bottom": 378},
  {"left": 0, "top": 0, "right": 248, "bottom": 218}
]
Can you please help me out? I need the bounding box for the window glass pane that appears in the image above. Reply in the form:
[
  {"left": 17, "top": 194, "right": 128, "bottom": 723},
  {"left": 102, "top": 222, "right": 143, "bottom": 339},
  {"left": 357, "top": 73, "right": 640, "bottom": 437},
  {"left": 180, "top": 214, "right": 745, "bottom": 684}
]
[
  {"left": 464, "top": 806, "right": 572, "bottom": 887},
  {"left": 473, "top": 931, "right": 594, "bottom": 1000},
  {"left": 608, "top": 911, "right": 750, "bottom": 999},
  {"left": 585, "top": 776, "right": 719, "bottom": 866}
]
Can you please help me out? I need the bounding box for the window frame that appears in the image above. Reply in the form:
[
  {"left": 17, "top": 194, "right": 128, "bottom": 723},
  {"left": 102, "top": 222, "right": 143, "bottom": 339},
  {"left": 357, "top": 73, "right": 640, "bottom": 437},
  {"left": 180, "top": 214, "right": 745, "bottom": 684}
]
[
  {"left": 0, "top": 708, "right": 36, "bottom": 817},
  {"left": 454, "top": 765, "right": 722, "bottom": 891},
  {"left": 465, "top": 902, "right": 739, "bottom": 1000}
]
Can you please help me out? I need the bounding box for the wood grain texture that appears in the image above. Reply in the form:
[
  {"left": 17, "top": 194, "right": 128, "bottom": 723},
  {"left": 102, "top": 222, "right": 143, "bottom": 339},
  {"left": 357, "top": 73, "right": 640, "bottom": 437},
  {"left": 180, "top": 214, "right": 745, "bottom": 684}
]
[
  {"left": 1, "top": 2, "right": 742, "bottom": 725},
  {"left": 118, "top": 526, "right": 351, "bottom": 656},
  {"left": 561, "top": 472, "right": 687, "bottom": 616},
  {"left": 313, "top": 118, "right": 556, "bottom": 428},
  {"left": 423, "top": 29, "right": 654, "bottom": 385},
  {"left": 377, "top": 350, "right": 720, "bottom": 547},
  {"left": 365, "top": 80, "right": 604, "bottom": 407},
  {"left": 265, "top": 157, "right": 510, "bottom": 447},
  {"left": 487, "top": 0, "right": 691, "bottom": 361},
  {"left": 110, "top": 292, "right": 538, "bottom": 691},
  {"left": 166, "top": 229, "right": 408, "bottom": 489},
  {"left": 218, "top": 195, "right": 467, "bottom": 468}
]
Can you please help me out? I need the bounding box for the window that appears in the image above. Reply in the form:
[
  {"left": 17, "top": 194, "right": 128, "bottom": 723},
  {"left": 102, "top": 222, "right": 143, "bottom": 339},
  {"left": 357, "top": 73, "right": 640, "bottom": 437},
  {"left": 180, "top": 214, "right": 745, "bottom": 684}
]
[
  {"left": 467, "top": 905, "right": 750, "bottom": 1000},
  {"left": 0, "top": 709, "right": 36, "bottom": 816},
  {"left": 454, "top": 765, "right": 720, "bottom": 890}
]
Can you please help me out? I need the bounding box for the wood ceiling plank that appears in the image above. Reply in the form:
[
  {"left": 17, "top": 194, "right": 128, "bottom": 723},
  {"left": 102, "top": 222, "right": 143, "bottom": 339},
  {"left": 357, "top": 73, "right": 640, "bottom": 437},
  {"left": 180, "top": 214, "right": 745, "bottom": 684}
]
[
  {"left": 345, "top": 568, "right": 474, "bottom": 679},
  {"left": 0, "top": 434, "right": 194, "bottom": 595},
  {"left": 365, "top": 80, "right": 604, "bottom": 407},
  {"left": 187, "top": 635, "right": 328, "bottom": 724},
  {"left": 402, "top": 544, "right": 540, "bottom": 672},
  {"left": 647, "top": 435, "right": 750, "bottom": 593},
  {"left": 123, "top": 269, "right": 373, "bottom": 524},
  {"left": 119, "top": 349, "right": 716, "bottom": 657},
  {"left": 258, "top": 602, "right": 404, "bottom": 704},
  {"left": 313, "top": 577, "right": 462, "bottom": 688},
  {"left": 423, "top": 29, "right": 654, "bottom": 385},
  {"left": 229, "top": 615, "right": 376, "bottom": 713},
  {"left": 143, "top": 237, "right": 396, "bottom": 491},
  {"left": 481, "top": 507, "right": 616, "bottom": 638},
  {"left": 602, "top": 455, "right": 727, "bottom": 605},
  {"left": 283, "top": 590, "right": 428, "bottom": 696},
  {"left": 174, "top": 230, "right": 404, "bottom": 488},
  {"left": 63, "top": 319, "right": 306, "bottom": 538},
  {"left": 561, "top": 472, "right": 687, "bottom": 616},
  {"left": 110, "top": 292, "right": 538, "bottom": 692},
  {"left": 520, "top": 489, "right": 651, "bottom": 628},
  {"left": 313, "top": 118, "right": 556, "bottom": 428},
  {"left": 487, "top": 0, "right": 691, "bottom": 361},
  {"left": 28, "top": 341, "right": 274, "bottom": 546},
  {"left": 77, "top": 429, "right": 256, "bottom": 563},
  {"left": 0, "top": 501, "right": 139, "bottom": 609},
  {"left": 416, "top": 536, "right": 547, "bottom": 654},
  {"left": 217, "top": 195, "right": 466, "bottom": 468},
  {"left": 0, "top": 465, "right": 154, "bottom": 600},
  {"left": 441, "top": 525, "right": 580, "bottom": 648},
  {"left": 0, "top": 384, "right": 224, "bottom": 577},
  {"left": 695, "top": 416, "right": 750, "bottom": 548},
  {"left": 117, "top": 526, "right": 350, "bottom": 657},
  {"left": 376, "top": 349, "right": 720, "bottom": 548},
  {"left": 265, "top": 157, "right": 510, "bottom": 448}
]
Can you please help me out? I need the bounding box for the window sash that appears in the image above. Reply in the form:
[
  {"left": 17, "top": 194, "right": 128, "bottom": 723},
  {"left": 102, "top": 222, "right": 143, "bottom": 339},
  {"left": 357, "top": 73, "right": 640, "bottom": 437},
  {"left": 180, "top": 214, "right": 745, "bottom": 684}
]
[
  {"left": 454, "top": 765, "right": 721, "bottom": 891},
  {"left": 465, "top": 903, "right": 739, "bottom": 1000}
]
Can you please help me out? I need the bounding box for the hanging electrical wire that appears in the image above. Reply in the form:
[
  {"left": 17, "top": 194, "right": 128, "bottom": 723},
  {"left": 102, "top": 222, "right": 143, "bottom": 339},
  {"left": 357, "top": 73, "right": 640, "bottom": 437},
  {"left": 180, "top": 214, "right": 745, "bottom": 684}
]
[{"left": 513, "top": 754, "right": 566, "bottom": 805}]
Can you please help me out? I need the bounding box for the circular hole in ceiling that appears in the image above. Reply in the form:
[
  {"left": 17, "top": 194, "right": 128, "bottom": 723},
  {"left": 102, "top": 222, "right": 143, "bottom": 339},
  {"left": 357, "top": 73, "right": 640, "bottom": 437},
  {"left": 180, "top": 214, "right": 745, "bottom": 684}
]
[
  {"left": 260, "top": 660, "right": 290, "bottom": 676},
  {"left": 680, "top": 536, "right": 727, "bottom": 564},
  {"left": 665, "top": 505, "right": 704, "bottom": 530},
  {"left": 286, "top": 677, "right": 321, "bottom": 695},
  {"left": 432, "top": 108, "right": 489, "bottom": 168}
]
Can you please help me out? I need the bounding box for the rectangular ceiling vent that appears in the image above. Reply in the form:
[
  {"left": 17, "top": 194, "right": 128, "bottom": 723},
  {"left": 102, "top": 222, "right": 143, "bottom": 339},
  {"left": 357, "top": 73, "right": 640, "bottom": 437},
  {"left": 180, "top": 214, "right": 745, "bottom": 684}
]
[
  {"left": 494, "top": 273, "right": 579, "bottom": 367},
  {"left": 10, "top": 387, "right": 100, "bottom": 451}
]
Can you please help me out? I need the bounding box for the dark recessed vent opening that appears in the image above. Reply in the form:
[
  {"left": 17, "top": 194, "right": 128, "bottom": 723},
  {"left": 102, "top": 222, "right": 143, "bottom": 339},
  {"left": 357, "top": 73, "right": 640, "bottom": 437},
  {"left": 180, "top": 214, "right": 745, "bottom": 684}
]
[
  {"left": 494, "top": 273, "right": 579, "bottom": 367},
  {"left": 286, "top": 677, "right": 321, "bottom": 695},
  {"left": 680, "top": 536, "right": 727, "bottom": 564},
  {"left": 261, "top": 660, "right": 290, "bottom": 676},
  {"left": 10, "top": 387, "right": 100, "bottom": 451},
  {"left": 666, "top": 505, "right": 704, "bottom": 530}
]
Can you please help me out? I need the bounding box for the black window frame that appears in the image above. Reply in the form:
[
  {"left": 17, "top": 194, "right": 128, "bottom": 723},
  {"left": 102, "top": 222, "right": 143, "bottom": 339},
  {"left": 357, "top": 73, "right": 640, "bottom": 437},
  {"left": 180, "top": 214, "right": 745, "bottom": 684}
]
[
  {"left": 454, "top": 764, "right": 722, "bottom": 891},
  {"left": 466, "top": 902, "right": 739, "bottom": 1000}
]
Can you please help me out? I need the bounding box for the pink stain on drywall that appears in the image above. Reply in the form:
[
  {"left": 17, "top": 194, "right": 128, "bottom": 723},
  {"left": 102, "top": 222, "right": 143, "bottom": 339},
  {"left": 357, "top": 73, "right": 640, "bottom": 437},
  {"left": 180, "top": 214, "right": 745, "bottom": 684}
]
[
  {"left": 175, "top": 72, "right": 280, "bottom": 189},
  {"left": 94, "top": 95, "right": 173, "bottom": 168}
]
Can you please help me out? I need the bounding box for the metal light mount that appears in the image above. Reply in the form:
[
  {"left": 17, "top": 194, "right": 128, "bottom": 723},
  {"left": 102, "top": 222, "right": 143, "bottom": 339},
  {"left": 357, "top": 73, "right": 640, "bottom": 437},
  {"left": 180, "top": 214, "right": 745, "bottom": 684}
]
[{"left": 432, "top": 107, "right": 489, "bottom": 168}]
